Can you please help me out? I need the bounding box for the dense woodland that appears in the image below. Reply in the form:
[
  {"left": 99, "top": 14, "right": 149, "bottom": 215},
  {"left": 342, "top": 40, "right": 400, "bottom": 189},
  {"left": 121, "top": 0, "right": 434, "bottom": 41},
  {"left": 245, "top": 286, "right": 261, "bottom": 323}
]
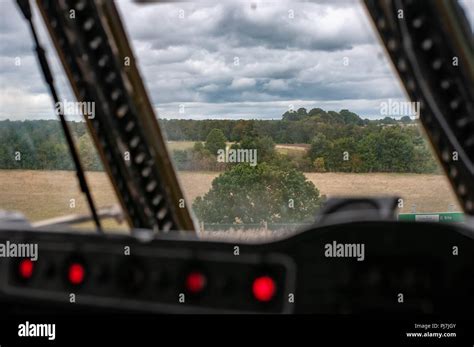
[
  {"left": 0, "top": 108, "right": 439, "bottom": 173},
  {"left": 159, "top": 108, "right": 412, "bottom": 143}
]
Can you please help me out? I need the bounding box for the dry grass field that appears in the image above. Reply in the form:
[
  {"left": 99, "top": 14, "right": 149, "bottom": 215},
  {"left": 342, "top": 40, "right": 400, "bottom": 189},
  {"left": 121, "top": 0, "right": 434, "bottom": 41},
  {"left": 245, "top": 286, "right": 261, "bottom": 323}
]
[
  {"left": 166, "top": 141, "right": 307, "bottom": 158},
  {"left": 274, "top": 144, "right": 308, "bottom": 157},
  {"left": 0, "top": 170, "right": 123, "bottom": 231},
  {"left": 178, "top": 171, "right": 460, "bottom": 214},
  {"left": 275, "top": 144, "right": 310, "bottom": 152},
  {"left": 305, "top": 172, "right": 460, "bottom": 213},
  {"left": 0, "top": 170, "right": 460, "bottom": 233},
  {"left": 166, "top": 141, "right": 196, "bottom": 151}
]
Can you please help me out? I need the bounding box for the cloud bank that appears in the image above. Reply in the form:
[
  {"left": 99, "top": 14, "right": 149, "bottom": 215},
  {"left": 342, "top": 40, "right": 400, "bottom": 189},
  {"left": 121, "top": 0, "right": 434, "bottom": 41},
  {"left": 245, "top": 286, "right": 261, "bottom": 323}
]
[{"left": 0, "top": 0, "right": 472, "bottom": 120}]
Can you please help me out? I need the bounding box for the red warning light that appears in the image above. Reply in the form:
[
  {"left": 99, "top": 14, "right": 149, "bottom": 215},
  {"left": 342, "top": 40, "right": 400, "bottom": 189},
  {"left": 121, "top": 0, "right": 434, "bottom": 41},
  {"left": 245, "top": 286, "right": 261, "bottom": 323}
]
[
  {"left": 68, "top": 263, "right": 85, "bottom": 285},
  {"left": 252, "top": 276, "right": 276, "bottom": 302},
  {"left": 185, "top": 271, "right": 207, "bottom": 294},
  {"left": 18, "top": 259, "right": 34, "bottom": 279}
]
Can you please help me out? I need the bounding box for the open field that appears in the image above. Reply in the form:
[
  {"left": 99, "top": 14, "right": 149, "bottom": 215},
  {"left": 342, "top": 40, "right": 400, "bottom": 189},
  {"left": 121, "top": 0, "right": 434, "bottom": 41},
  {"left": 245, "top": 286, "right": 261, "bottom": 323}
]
[
  {"left": 166, "top": 141, "right": 196, "bottom": 151},
  {"left": 0, "top": 170, "right": 123, "bottom": 231},
  {"left": 274, "top": 144, "right": 308, "bottom": 157},
  {"left": 178, "top": 171, "right": 460, "bottom": 214},
  {"left": 275, "top": 143, "right": 310, "bottom": 151},
  {"left": 166, "top": 141, "right": 308, "bottom": 158},
  {"left": 305, "top": 172, "right": 460, "bottom": 213},
  {"left": 0, "top": 169, "right": 461, "bottom": 234}
]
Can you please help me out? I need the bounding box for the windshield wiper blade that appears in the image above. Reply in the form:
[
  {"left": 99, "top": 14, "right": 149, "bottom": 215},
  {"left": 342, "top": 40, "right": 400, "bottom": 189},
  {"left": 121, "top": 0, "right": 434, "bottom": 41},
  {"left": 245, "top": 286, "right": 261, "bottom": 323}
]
[
  {"left": 31, "top": 205, "right": 123, "bottom": 229},
  {"left": 16, "top": 0, "right": 103, "bottom": 233}
]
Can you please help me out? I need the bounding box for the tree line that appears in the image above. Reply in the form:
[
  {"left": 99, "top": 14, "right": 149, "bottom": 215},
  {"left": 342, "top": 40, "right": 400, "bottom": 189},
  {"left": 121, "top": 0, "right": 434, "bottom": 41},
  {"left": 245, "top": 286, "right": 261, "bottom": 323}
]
[
  {"left": 0, "top": 119, "right": 102, "bottom": 171},
  {"left": 0, "top": 107, "right": 438, "bottom": 174},
  {"left": 167, "top": 108, "right": 437, "bottom": 173},
  {"left": 159, "top": 107, "right": 413, "bottom": 143}
]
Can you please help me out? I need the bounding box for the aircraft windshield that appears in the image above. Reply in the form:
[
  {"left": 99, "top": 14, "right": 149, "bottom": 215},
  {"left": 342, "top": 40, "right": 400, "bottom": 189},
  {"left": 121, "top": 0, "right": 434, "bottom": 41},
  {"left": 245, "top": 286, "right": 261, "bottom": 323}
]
[{"left": 1, "top": 0, "right": 472, "bottom": 237}]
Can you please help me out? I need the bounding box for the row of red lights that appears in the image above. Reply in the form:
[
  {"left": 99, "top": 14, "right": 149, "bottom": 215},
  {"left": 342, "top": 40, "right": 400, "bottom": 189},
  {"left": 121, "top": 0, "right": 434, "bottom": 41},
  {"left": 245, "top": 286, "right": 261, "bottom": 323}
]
[
  {"left": 172, "top": 271, "right": 277, "bottom": 302},
  {"left": 18, "top": 259, "right": 85, "bottom": 286},
  {"left": 18, "top": 259, "right": 276, "bottom": 302},
  {"left": 185, "top": 272, "right": 276, "bottom": 302}
]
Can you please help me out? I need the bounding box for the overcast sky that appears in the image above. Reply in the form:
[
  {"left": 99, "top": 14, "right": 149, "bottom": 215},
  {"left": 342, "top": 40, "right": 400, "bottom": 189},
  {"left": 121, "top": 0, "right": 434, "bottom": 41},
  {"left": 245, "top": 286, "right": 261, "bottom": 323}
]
[{"left": 0, "top": 0, "right": 473, "bottom": 120}]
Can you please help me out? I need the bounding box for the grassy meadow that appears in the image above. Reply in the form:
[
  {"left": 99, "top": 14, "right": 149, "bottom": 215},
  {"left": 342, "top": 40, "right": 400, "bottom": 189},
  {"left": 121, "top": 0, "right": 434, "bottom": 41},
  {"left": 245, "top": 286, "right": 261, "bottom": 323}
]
[
  {"left": 0, "top": 168, "right": 460, "bottom": 232},
  {"left": 0, "top": 140, "right": 460, "bottom": 234}
]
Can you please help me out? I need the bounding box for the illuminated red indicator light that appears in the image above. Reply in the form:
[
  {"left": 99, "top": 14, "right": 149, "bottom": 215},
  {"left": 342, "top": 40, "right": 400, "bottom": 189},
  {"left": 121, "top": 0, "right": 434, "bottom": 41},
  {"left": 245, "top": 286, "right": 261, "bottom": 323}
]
[
  {"left": 252, "top": 276, "right": 276, "bottom": 302},
  {"left": 68, "top": 263, "right": 85, "bottom": 285},
  {"left": 185, "top": 271, "right": 207, "bottom": 294},
  {"left": 18, "top": 259, "right": 34, "bottom": 279}
]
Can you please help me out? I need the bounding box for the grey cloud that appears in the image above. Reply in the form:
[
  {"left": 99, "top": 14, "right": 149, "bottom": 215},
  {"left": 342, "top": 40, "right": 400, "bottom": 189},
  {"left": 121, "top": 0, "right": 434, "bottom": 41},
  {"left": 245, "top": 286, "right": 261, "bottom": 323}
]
[
  {"left": 212, "top": 2, "right": 371, "bottom": 51},
  {"left": 124, "top": 1, "right": 372, "bottom": 52},
  {"left": 1, "top": 0, "right": 411, "bottom": 121}
]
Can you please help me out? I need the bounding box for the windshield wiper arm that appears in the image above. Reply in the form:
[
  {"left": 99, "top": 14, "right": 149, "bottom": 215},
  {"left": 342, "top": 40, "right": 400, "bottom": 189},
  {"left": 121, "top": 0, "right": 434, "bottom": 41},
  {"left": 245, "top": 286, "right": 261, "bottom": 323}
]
[
  {"left": 16, "top": 0, "right": 103, "bottom": 233},
  {"left": 31, "top": 205, "right": 123, "bottom": 229}
]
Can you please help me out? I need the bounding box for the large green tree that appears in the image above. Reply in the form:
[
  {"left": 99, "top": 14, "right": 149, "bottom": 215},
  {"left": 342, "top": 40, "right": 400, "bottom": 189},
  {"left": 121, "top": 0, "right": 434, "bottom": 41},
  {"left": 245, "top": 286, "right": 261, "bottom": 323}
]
[
  {"left": 237, "top": 135, "right": 276, "bottom": 163},
  {"left": 193, "top": 163, "right": 323, "bottom": 225},
  {"left": 308, "top": 134, "right": 332, "bottom": 162},
  {"left": 205, "top": 128, "right": 227, "bottom": 155}
]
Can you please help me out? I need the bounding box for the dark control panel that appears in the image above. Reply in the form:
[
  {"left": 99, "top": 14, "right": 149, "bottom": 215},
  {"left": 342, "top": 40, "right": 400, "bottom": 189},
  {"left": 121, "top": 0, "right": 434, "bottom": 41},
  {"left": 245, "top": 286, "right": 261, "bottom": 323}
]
[
  {"left": 0, "top": 220, "right": 473, "bottom": 314},
  {"left": 1, "top": 232, "right": 295, "bottom": 314}
]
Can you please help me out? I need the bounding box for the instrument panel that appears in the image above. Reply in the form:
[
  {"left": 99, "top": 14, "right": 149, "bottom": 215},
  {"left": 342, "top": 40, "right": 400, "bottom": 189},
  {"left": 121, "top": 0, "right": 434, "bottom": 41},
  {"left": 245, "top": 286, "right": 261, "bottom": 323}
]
[{"left": 0, "top": 220, "right": 473, "bottom": 314}]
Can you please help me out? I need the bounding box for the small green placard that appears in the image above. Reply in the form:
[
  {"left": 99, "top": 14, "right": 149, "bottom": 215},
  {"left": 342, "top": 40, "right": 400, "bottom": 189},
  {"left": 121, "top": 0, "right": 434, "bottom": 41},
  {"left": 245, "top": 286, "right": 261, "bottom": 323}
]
[{"left": 398, "top": 212, "right": 464, "bottom": 223}]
